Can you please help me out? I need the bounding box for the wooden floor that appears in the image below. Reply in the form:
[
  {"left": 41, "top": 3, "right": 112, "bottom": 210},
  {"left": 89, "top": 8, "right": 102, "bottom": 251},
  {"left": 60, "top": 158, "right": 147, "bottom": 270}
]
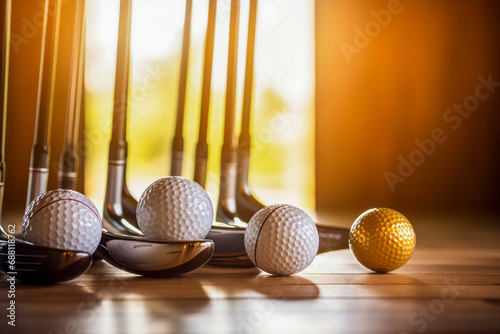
[{"left": 1, "top": 212, "right": 500, "bottom": 333}]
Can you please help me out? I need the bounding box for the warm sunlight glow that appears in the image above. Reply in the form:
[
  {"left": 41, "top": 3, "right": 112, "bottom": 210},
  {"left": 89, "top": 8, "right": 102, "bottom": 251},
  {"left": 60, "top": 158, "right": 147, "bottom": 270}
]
[{"left": 84, "top": 0, "right": 315, "bottom": 215}]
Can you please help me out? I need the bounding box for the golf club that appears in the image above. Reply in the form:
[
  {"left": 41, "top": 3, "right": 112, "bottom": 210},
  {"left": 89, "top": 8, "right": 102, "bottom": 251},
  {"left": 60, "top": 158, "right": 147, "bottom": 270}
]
[
  {"left": 208, "top": 223, "right": 350, "bottom": 267},
  {"left": 216, "top": 0, "right": 243, "bottom": 225},
  {"left": 76, "top": 53, "right": 85, "bottom": 194},
  {"left": 235, "top": 0, "right": 265, "bottom": 223},
  {"left": 163, "top": 0, "right": 250, "bottom": 266},
  {"left": 206, "top": 220, "right": 250, "bottom": 267},
  {"left": 0, "top": 0, "right": 92, "bottom": 284},
  {"left": 209, "top": 0, "right": 350, "bottom": 266},
  {"left": 193, "top": 0, "right": 217, "bottom": 188},
  {"left": 96, "top": 230, "right": 214, "bottom": 277},
  {"left": 96, "top": 1, "right": 217, "bottom": 276},
  {"left": 170, "top": 0, "right": 192, "bottom": 176},
  {"left": 26, "top": 0, "right": 62, "bottom": 206},
  {"left": 103, "top": 0, "right": 141, "bottom": 236},
  {"left": 205, "top": 0, "right": 259, "bottom": 267},
  {"left": 58, "top": 0, "right": 85, "bottom": 190}
]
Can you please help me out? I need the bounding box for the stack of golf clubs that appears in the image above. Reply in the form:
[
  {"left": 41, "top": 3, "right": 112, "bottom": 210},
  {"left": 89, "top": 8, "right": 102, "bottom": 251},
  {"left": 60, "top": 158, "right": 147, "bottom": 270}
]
[
  {"left": 1, "top": 0, "right": 351, "bottom": 283},
  {"left": 100, "top": 0, "right": 258, "bottom": 267},
  {"left": 0, "top": 0, "right": 93, "bottom": 283},
  {"left": 1, "top": 0, "right": 215, "bottom": 282},
  {"left": 99, "top": 0, "right": 215, "bottom": 277}
]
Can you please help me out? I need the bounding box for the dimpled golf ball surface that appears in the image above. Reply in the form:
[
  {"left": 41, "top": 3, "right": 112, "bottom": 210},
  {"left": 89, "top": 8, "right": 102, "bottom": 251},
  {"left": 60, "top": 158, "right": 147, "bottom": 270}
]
[
  {"left": 22, "top": 189, "right": 102, "bottom": 253},
  {"left": 349, "top": 208, "right": 416, "bottom": 272},
  {"left": 245, "top": 204, "right": 319, "bottom": 276},
  {"left": 137, "top": 176, "right": 213, "bottom": 240}
]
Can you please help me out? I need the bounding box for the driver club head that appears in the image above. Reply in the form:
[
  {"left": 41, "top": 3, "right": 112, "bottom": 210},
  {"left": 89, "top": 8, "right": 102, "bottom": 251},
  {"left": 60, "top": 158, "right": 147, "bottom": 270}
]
[
  {"left": 0, "top": 228, "right": 92, "bottom": 284},
  {"left": 96, "top": 230, "right": 214, "bottom": 277}
]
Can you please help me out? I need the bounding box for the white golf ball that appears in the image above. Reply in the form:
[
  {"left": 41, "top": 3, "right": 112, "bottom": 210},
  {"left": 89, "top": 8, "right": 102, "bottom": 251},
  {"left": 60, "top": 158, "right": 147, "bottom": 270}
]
[
  {"left": 244, "top": 204, "right": 319, "bottom": 276},
  {"left": 22, "top": 189, "right": 102, "bottom": 253},
  {"left": 137, "top": 176, "right": 214, "bottom": 240}
]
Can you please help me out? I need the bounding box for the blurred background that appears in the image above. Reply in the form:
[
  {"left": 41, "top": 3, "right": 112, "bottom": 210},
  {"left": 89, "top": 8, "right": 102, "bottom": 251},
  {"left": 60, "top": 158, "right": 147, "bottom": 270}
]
[
  {"left": 2, "top": 0, "right": 500, "bottom": 225},
  {"left": 316, "top": 0, "right": 500, "bottom": 217},
  {"left": 3, "top": 0, "right": 315, "bottom": 220}
]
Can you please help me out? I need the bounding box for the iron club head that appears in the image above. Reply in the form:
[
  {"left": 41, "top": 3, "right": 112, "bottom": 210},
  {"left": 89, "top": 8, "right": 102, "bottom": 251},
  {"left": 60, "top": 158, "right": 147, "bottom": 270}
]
[
  {"left": 206, "top": 221, "right": 350, "bottom": 267},
  {"left": 96, "top": 230, "right": 214, "bottom": 277}
]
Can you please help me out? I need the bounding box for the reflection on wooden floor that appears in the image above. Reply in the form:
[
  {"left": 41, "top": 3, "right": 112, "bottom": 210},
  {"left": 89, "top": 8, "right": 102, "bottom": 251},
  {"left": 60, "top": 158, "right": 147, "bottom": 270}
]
[{"left": 1, "top": 213, "right": 499, "bottom": 333}]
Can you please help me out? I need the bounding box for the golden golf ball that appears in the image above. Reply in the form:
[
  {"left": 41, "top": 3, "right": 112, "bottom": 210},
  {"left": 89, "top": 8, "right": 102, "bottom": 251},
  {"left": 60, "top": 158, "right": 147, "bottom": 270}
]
[{"left": 349, "top": 208, "right": 416, "bottom": 272}]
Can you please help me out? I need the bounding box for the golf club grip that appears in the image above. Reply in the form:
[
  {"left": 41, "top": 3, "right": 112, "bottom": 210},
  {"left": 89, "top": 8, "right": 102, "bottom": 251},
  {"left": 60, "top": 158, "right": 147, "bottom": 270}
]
[{"left": 316, "top": 225, "right": 349, "bottom": 254}]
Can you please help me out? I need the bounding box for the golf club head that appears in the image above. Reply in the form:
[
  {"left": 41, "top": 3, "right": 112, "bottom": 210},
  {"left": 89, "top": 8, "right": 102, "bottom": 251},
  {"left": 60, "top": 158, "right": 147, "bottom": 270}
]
[
  {"left": 96, "top": 230, "right": 214, "bottom": 277},
  {"left": 216, "top": 160, "right": 246, "bottom": 225},
  {"left": 0, "top": 227, "right": 92, "bottom": 284},
  {"left": 206, "top": 221, "right": 253, "bottom": 267},
  {"left": 103, "top": 161, "right": 142, "bottom": 236},
  {"left": 216, "top": 200, "right": 245, "bottom": 225},
  {"left": 206, "top": 222, "right": 350, "bottom": 267},
  {"left": 235, "top": 189, "right": 265, "bottom": 224},
  {"left": 122, "top": 183, "right": 139, "bottom": 227}
]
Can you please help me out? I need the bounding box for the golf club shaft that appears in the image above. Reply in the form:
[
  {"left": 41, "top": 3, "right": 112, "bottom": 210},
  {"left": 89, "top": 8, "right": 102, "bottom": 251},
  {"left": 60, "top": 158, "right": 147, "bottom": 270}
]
[
  {"left": 170, "top": 0, "right": 193, "bottom": 176},
  {"left": 76, "top": 57, "right": 86, "bottom": 194},
  {"left": 27, "top": 0, "right": 61, "bottom": 206},
  {"left": 109, "top": 0, "right": 131, "bottom": 163},
  {"left": 104, "top": 0, "right": 142, "bottom": 235},
  {"left": 316, "top": 225, "right": 350, "bottom": 254},
  {"left": 59, "top": 0, "right": 86, "bottom": 190},
  {"left": 194, "top": 0, "right": 217, "bottom": 188},
  {"left": 236, "top": 0, "right": 265, "bottom": 222},
  {"left": 0, "top": 0, "right": 11, "bottom": 216},
  {"left": 0, "top": 7, "right": 93, "bottom": 282},
  {"left": 239, "top": 0, "right": 257, "bottom": 153},
  {"left": 217, "top": 0, "right": 240, "bottom": 223}
]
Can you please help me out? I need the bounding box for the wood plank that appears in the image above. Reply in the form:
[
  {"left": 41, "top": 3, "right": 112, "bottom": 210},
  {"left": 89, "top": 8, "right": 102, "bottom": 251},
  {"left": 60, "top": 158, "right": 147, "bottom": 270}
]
[
  {"left": 1, "top": 300, "right": 499, "bottom": 334},
  {"left": 1, "top": 213, "right": 500, "bottom": 333}
]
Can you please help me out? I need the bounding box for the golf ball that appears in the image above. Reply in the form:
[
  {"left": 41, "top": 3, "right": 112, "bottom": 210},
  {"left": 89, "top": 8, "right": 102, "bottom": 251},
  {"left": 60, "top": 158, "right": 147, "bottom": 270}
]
[
  {"left": 244, "top": 204, "right": 319, "bottom": 276},
  {"left": 349, "top": 208, "right": 416, "bottom": 272},
  {"left": 137, "top": 176, "right": 213, "bottom": 240},
  {"left": 22, "top": 189, "right": 102, "bottom": 253}
]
